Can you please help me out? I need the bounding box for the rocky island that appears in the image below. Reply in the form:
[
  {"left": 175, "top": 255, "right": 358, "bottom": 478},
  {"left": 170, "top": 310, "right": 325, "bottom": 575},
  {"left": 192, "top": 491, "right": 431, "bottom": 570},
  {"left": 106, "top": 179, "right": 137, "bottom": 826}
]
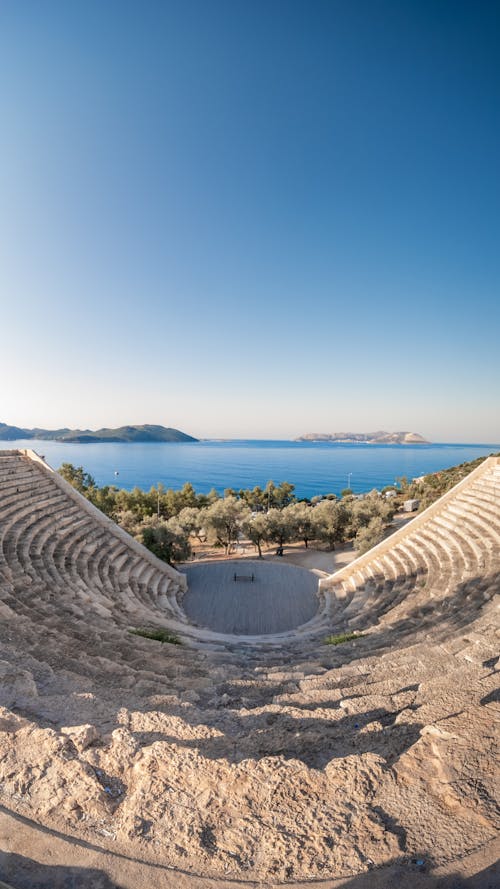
[
  {"left": 295, "top": 431, "right": 429, "bottom": 444},
  {"left": 0, "top": 423, "right": 198, "bottom": 443}
]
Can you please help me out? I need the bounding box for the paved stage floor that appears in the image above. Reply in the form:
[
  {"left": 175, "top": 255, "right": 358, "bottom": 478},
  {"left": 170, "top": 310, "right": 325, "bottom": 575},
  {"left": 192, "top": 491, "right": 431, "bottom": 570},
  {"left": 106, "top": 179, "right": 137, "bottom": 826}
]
[{"left": 181, "top": 559, "right": 320, "bottom": 635}]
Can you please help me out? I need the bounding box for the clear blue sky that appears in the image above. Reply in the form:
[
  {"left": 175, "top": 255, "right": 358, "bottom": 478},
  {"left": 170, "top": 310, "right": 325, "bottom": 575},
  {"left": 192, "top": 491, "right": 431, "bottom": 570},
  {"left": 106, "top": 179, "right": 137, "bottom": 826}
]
[{"left": 1, "top": 1, "right": 499, "bottom": 442}]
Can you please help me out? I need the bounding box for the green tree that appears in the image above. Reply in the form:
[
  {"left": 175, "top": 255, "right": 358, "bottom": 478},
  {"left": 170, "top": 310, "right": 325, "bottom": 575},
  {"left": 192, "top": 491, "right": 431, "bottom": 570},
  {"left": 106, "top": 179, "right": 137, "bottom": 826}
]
[
  {"left": 239, "top": 485, "right": 265, "bottom": 511},
  {"left": 176, "top": 506, "right": 206, "bottom": 543},
  {"left": 242, "top": 512, "right": 269, "bottom": 558},
  {"left": 265, "top": 507, "right": 296, "bottom": 548},
  {"left": 141, "top": 516, "right": 191, "bottom": 565},
  {"left": 263, "top": 480, "right": 296, "bottom": 510},
  {"left": 202, "top": 497, "right": 250, "bottom": 555},
  {"left": 58, "top": 463, "right": 95, "bottom": 493},
  {"left": 355, "top": 516, "right": 385, "bottom": 554},
  {"left": 115, "top": 485, "right": 153, "bottom": 519},
  {"left": 285, "top": 501, "right": 317, "bottom": 548},
  {"left": 87, "top": 484, "right": 119, "bottom": 519},
  {"left": 178, "top": 482, "right": 199, "bottom": 509},
  {"left": 115, "top": 509, "right": 142, "bottom": 537},
  {"left": 346, "top": 491, "right": 395, "bottom": 539},
  {"left": 273, "top": 481, "right": 296, "bottom": 509},
  {"left": 314, "top": 499, "right": 349, "bottom": 549}
]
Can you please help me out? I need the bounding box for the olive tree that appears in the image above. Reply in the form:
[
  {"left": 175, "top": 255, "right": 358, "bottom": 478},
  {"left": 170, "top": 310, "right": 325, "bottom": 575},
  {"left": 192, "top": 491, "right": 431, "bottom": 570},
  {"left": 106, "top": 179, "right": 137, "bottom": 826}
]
[
  {"left": 176, "top": 506, "right": 206, "bottom": 543},
  {"left": 355, "top": 516, "right": 386, "bottom": 554},
  {"left": 265, "top": 507, "right": 296, "bottom": 548},
  {"left": 116, "top": 509, "right": 142, "bottom": 537},
  {"left": 202, "top": 497, "right": 250, "bottom": 555},
  {"left": 140, "top": 516, "right": 191, "bottom": 564},
  {"left": 285, "top": 502, "right": 318, "bottom": 549},
  {"left": 346, "top": 491, "right": 395, "bottom": 539},
  {"left": 242, "top": 512, "right": 269, "bottom": 558},
  {"left": 314, "top": 500, "right": 349, "bottom": 549}
]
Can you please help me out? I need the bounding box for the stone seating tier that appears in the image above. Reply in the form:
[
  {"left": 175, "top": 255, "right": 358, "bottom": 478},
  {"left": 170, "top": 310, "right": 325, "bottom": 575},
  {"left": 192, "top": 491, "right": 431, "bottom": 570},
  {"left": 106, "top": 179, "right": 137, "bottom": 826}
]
[{"left": 0, "top": 449, "right": 498, "bottom": 885}]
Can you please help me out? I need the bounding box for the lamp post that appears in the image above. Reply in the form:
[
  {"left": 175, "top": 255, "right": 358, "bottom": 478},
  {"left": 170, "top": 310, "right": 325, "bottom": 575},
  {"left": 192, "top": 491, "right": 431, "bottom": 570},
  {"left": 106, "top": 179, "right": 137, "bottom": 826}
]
[{"left": 347, "top": 472, "right": 352, "bottom": 491}]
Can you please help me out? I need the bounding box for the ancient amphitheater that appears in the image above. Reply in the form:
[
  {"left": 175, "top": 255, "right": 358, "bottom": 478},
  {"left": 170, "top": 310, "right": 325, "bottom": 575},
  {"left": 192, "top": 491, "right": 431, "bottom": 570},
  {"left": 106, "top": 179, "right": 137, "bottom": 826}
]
[{"left": 0, "top": 449, "right": 498, "bottom": 888}]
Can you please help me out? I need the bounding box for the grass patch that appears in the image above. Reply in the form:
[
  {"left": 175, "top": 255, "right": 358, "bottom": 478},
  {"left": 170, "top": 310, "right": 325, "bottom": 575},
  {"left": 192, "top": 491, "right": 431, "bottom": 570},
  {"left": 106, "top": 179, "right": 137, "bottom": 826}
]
[
  {"left": 129, "top": 627, "right": 181, "bottom": 645},
  {"left": 323, "top": 631, "right": 365, "bottom": 646}
]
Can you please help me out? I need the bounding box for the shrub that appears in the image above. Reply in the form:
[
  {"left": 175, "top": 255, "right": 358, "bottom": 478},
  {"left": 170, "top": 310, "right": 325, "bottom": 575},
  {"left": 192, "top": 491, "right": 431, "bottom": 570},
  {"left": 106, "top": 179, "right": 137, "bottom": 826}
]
[
  {"left": 323, "top": 631, "right": 365, "bottom": 645},
  {"left": 129, "top": 627, "right": 181, "bottom": 645}
]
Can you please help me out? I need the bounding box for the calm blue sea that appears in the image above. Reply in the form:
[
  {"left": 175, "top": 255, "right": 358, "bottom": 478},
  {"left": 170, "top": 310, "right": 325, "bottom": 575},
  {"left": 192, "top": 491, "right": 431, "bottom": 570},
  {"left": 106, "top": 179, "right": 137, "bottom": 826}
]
[{"left": 2, "top": 439, "right": 499, "bottom": 499}]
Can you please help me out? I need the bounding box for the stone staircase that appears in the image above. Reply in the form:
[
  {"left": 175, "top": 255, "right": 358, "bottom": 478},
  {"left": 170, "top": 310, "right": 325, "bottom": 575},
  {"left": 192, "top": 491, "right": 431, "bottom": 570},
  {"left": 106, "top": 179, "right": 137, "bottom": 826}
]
[
  {"left": 0, "top": 450, "right": 209, "bottom": 698},
  {"left": 317, "top": 456, "right": 500, "bottom": 658}
]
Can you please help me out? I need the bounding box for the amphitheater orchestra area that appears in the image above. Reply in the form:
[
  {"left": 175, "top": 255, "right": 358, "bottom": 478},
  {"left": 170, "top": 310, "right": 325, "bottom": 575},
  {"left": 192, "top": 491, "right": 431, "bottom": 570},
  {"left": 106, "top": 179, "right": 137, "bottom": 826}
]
[{"left": 0, "top": 448, "right": 498, "bottom": 887}]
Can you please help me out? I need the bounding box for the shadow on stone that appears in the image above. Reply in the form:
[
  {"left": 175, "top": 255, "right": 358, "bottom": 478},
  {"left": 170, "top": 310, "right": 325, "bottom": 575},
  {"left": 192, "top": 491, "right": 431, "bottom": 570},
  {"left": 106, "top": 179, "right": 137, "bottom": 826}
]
[
  {"left": 0, "top": 849, "right": 123, "bottom": 889},
  {"left": 132, "top": 705, "right": 423, "bottom": 768}
]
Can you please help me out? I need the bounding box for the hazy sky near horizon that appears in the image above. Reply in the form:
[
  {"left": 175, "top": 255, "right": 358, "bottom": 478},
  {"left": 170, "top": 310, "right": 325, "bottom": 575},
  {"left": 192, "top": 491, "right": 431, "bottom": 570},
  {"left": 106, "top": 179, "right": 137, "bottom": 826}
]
[{"left": 1, "top": 1, "right": 499, "bottom": 442}]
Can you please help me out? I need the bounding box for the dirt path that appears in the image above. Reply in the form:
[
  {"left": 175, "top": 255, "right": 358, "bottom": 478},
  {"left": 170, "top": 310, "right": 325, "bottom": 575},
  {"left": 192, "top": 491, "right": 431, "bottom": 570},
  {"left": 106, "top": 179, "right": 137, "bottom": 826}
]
[
  {"left": 186, "top": 541, "right": 358, "bottom": 576},
  {"left": 280, "top": 544, "right": 355, "bottom": 574}
]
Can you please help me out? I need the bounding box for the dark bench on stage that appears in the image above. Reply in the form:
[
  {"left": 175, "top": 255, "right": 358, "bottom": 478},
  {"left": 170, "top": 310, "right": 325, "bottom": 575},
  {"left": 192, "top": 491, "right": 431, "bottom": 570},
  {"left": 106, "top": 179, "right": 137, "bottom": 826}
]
[{"left": 233, "top": 572, "right": 255, "bottom": 582}]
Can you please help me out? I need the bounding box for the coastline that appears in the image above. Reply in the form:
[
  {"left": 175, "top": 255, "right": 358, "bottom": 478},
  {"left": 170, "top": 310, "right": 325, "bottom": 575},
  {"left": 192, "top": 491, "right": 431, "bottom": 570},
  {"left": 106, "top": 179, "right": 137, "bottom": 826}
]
[{"left": 0, "top": 440, "right": 498, "bottom": 499}]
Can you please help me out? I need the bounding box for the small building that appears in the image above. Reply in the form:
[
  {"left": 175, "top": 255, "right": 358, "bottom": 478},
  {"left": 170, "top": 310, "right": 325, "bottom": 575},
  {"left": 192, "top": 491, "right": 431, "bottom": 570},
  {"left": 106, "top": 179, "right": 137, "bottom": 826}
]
[{"left": 404, "top": 499, "right": 420, "bottom": 512}]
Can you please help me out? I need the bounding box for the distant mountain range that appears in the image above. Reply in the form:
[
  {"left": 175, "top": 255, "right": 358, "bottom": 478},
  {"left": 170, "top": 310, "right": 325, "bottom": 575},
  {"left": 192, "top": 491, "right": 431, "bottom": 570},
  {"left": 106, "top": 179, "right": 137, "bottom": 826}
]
[
  {"left": 294, "top": 431, "right": 429, "bottom": 444},
  {"left": 0, "top": 423, "right": 198, "bottom": 443}
]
